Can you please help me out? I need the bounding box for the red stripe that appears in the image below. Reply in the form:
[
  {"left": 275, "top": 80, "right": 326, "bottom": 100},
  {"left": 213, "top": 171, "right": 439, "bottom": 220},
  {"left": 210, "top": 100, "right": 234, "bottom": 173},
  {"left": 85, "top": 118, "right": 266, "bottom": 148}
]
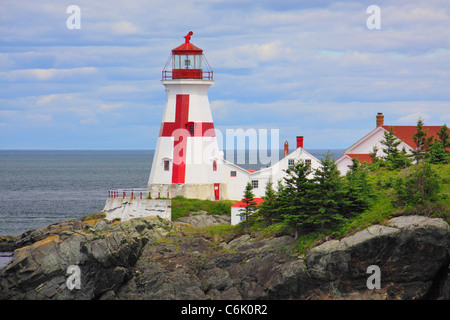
[
  {"left": 171, "top": 95, "right": 189, "bottom": 183},
  {"left": 160, "top": 122, "right": 215, "bottom": 137},
  {"left": 157, "top": 94, "right": 216, "bottom": 184}
]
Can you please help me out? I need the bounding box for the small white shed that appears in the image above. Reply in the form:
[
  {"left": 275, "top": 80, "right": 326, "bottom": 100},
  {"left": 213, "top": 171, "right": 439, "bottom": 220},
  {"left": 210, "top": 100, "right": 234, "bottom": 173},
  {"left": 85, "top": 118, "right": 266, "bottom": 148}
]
[{"left": 231, "top": 198, "right": 264, "bottom": 225}]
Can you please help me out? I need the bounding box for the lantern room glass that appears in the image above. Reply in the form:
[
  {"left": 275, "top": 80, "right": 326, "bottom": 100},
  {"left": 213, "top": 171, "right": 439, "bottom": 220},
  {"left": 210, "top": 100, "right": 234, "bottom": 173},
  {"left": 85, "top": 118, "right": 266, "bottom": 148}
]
[{"left": 173, "top": 54, "right": 202, "bottom": 70}]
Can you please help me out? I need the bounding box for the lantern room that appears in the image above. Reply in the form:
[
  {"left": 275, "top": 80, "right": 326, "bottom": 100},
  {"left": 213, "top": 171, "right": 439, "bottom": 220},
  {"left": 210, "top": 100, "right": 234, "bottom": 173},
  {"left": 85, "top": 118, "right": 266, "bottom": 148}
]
[{"left": 162, "top": 31, "right": 213, "bottom": 80}]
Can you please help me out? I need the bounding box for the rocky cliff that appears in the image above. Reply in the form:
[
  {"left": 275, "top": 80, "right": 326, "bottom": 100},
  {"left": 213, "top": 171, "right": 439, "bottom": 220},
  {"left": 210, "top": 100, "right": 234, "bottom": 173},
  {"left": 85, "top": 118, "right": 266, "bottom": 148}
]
[{"left": 0, "top": 214, "right": 449, "bottom": 300}]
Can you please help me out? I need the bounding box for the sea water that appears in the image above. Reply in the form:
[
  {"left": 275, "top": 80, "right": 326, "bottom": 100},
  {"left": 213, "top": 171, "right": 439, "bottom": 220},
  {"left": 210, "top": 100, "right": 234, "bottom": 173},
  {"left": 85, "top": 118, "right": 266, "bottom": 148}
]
[
  {"left": 0, "top": 150, "right": 152, "bottom": 236},
  {"left": 0, "top": 149, "right": 343, "bottom": 236}
]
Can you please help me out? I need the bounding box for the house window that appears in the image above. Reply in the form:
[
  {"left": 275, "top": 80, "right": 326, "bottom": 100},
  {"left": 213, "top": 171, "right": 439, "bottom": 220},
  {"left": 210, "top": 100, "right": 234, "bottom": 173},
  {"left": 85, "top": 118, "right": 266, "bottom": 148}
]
[
  {"left": 305, "top": 159, "right": 311, "bottom": 165},
  {"left": 164, "top": 160, "right": 170, "bottom": 171},
  {"left": 230, "top": 171, "right": 237, "bottom": 177},
  {"left": 251, "top": 180, "right": 258, "bottom": 189},
  {"left": 213, "top": 160, "right": 217, "bottom": 171},
  {"left": 288, "top": 159, "right": 295, "bottom": 168}
]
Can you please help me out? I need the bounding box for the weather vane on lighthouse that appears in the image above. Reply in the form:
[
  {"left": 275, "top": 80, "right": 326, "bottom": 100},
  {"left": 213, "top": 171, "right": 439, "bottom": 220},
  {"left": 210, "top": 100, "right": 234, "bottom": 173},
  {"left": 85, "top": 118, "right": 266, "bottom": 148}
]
[{"left": 184, "top": 31, "right": 193, "bottom": 43}]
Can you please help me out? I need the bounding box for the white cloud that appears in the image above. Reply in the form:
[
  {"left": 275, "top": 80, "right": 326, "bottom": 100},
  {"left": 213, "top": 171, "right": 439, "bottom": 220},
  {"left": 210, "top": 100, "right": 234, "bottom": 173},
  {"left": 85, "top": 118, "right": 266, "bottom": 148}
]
[
  {"left": 111, "top": 21, "right": 138, "bottom": 35},
  {"left": 1, "top": 67, "right": 97, "bottom": 81},
  {"left": 397, "top": 112, "right": 430, "bottom": 124},
  {"left": 100, "top": 103, "right": 123, "bottom": 111},
  {"left": 36, "top": 94, "right": 58, "bottom": 106},
  {"left": 80, "top": 117, "right": 99, "bottom": 125},
  {"left": 1, "top": 0, "right": 449, "bottom": 149},
  {"left": 26, "top": 113, "right": 52, "bottom": 122}
]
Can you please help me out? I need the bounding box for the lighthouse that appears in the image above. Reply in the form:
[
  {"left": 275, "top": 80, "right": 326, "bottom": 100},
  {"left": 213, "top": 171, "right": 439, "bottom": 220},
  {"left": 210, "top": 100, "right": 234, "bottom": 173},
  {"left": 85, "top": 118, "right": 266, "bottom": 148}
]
[{"left": 147, "top": 32, "right": 224, "bottom": 200}]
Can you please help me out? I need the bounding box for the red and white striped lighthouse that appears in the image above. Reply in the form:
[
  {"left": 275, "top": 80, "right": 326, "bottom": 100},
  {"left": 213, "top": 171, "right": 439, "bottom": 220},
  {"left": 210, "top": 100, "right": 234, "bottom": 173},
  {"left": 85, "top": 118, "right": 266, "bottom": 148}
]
[{"left": 148, "top": 32, "right": 223, "bottom": 200}]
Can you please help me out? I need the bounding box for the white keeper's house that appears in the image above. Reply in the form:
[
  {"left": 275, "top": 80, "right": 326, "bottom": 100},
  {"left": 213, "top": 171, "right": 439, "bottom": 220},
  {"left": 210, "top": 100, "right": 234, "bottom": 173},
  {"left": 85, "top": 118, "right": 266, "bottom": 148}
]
[
  {"left": 336, "top": 112, "right": 448, "bottom": 175},
  {"left": 146, "top": 32, "right": 321, "bottom": 201}
]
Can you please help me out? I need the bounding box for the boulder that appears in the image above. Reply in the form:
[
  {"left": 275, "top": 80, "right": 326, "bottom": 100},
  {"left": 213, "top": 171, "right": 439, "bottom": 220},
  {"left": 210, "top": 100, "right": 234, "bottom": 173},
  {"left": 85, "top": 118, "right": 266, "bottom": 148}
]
[
  {"left": 0, "top": 216, "right": 175, "bottom": 300},
  {"left": 1, "top": 215, "right": 448, "bottom": 300},
  {"left": 304, "top": 216, "right": 450, "bottom": 299},
  {"left": 176, "top": 213, "right": 231, "bottom": 228}
]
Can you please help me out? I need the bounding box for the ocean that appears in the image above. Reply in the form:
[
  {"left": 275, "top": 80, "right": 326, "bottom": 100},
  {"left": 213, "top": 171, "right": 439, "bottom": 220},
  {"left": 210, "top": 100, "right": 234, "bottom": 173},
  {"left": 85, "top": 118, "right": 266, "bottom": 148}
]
[{"left": 0, "top": 149, "right": 343, "bottom": 236}]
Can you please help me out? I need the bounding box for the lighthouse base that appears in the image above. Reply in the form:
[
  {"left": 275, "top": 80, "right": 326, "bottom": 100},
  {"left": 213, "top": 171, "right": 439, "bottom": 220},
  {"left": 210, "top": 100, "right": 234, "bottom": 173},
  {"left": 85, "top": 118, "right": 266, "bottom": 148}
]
[
  {"left": 148, "top": 183, "right": 225, "bottom": 201},
  {"left": 103, "top": 198, "right": 171, "bottom": 222}
]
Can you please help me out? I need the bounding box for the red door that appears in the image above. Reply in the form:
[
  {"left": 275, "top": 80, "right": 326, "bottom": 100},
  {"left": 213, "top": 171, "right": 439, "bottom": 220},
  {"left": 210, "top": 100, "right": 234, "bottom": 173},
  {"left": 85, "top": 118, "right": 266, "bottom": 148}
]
[{"left": 214, "top": 183, "right": 220, "bottom": 200}]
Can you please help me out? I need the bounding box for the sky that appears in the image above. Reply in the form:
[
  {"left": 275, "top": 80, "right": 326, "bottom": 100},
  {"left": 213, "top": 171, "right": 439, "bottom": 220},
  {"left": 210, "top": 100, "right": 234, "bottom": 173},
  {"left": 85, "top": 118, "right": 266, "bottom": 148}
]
[{"left": 1, "top": 0, "right": 449, "bottom": 150}]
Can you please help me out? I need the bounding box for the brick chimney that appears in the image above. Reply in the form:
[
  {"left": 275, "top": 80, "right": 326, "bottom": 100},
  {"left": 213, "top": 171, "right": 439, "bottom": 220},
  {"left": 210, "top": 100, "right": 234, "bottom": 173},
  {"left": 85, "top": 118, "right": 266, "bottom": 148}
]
[
  {"left": 296, "top": 136, "right": 304, "bottom": 149},
  {"left": 284, "top": 141, "right": 289, "bottom": 157},
  {"left": 376, "top": 113, "right": 384, "bottom": 127}
]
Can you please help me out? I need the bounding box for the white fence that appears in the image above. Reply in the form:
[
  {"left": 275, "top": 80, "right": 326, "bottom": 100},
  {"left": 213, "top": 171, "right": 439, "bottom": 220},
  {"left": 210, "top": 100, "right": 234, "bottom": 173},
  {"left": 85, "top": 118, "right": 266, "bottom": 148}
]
[{"left": 108, "top": 188, "right": 171, "bottom": 199}]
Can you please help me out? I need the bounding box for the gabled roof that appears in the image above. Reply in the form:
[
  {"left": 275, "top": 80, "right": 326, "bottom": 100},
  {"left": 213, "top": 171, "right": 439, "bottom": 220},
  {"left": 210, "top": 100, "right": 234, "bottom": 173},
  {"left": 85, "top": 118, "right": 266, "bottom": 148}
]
[
  {"left": 232, "top": 198, "right": 264, "bottom": 207},
  {"left": 343, "top": 126, "right": 385, "bottom": 154},
  {"left": 381, "top": 125, "right": 447, "bottom": 149},
  {"left": 347, "top": 153, "right": 373, "bottom": 164},
  {"left": 344, "top": 124, "right": 449, "bottom": 156}
]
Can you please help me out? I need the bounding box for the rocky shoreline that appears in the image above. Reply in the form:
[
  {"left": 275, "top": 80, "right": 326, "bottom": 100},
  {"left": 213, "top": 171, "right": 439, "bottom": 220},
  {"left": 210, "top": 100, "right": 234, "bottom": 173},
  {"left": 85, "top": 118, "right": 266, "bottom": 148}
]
[{"left": 0, "top": 214, "right": 449, "bottom": 300}]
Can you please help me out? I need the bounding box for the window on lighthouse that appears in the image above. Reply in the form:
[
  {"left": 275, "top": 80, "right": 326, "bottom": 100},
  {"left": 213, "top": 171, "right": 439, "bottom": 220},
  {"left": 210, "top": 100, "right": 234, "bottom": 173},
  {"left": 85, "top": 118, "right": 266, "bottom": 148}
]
[
  {"left": 164, "top": 160, "right": 170, "bottom": 171},
  {"left": 187, "top": 123, "right": 195, "bottom": 136}
]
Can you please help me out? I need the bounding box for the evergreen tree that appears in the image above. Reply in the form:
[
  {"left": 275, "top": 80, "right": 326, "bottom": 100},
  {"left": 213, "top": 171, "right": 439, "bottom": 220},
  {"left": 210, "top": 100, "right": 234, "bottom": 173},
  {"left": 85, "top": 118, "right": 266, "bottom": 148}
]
[
  {"left": 437, "top": 124, "right": 450, "bottom": 149},
  {"left": 369, "top": 145, "right": 379, "bottom": 164},
  {"left": 381, "top": 126, "right": 401, "bottom": 160},
  {"left": 394, "top": 162, "right": 441, "bottom": 207},
  {"left": 411, "top": 118, "right": 433, "bottom": 163},
  {"left": 344, "top": 159, "right": 373, "bottom": 215},
  {"left": 239, "top": 182, "right": 257, "bottom": 227},
  {"left": 380, "top": 126, "right": 410, "bottom": 169},
  {"left": 429, "top": 124, "right": 450, "bottom": 164},
  {"left": 277, "top": 159, "right": 313, "bottom": 238},
  {"left": 257, "top": 181, "right": 278, "bottom": 225},
  {"left": 309, "top": 152, "right": 346, "bottom": 231}
]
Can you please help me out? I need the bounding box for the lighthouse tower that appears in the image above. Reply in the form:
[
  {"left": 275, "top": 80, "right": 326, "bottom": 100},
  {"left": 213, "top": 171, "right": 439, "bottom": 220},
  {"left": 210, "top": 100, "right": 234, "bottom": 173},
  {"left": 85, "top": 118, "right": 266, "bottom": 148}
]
[{"left": 148, "top": 32, "right": 223, "bottom": 200}]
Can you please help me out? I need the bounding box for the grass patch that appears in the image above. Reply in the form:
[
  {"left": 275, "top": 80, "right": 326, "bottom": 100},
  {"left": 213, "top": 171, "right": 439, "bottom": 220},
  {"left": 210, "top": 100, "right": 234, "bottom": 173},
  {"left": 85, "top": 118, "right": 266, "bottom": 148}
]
[
  {"left": 82, "top": 211, "right": 106, "bottom": 221},
  {"left": 171, "top": 196, "right": 235, "bottom": 221},
  {"left": 181, "top": 224, "right": 237, "bottom": 237}
]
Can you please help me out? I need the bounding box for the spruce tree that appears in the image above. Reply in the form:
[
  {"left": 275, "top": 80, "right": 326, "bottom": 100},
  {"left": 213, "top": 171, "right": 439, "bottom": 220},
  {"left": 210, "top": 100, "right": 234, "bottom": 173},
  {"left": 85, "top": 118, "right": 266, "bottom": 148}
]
[
  {"left": 309, "top": 152, "right": 346, "bottom": 231},
  {"left": 277, "top": 159, "right": 313, "bottom": 238},
  {"left": 429, "top": 124, "right": 450, "bottom": 164},
  {"left": 380, "top": 126, "right": 409, "bottom": 169},
  {"left": 437, "top": 124, "right": 450, "bottom": 149},
  {"left": 239, "top": 182, "right": 257, "bottom": 227},
  {"left": 257, "top": 181, "right": 277, "bottom": 225},
  {"left": 344, "top": 159, "right": 373, "bottom": 216},
  {"left": 411, "top": 118, "right": 433, "bottom": 163}
]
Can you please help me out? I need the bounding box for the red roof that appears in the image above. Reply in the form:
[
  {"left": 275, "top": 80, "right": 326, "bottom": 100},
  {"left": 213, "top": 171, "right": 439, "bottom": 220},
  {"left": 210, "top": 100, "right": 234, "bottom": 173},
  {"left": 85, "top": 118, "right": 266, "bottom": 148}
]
[
  {"left": 381, "top": 125, "right": 447, "bottom": 149},
  {"left": 347, "top": 154, "right": 373, "bottom": 164},
  {"left": 172, "top": 42, "right": 203, "bottom": 55},
  {"left": 232, "top": 198, "right": 264, "bottom": 207}
]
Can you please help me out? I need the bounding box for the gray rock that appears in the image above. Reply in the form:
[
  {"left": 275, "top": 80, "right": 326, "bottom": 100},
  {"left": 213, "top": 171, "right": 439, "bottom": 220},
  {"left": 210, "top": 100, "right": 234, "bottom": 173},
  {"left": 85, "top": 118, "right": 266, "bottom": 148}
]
[
  {"left": 304, "top": 216, "right": 450, "bottom": 299},
  {"left": 177, "top": 213, "right": 231, "bottom": 228},
  {"left": 1, "top": 215, "right": 448, "bottom": 300}
]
